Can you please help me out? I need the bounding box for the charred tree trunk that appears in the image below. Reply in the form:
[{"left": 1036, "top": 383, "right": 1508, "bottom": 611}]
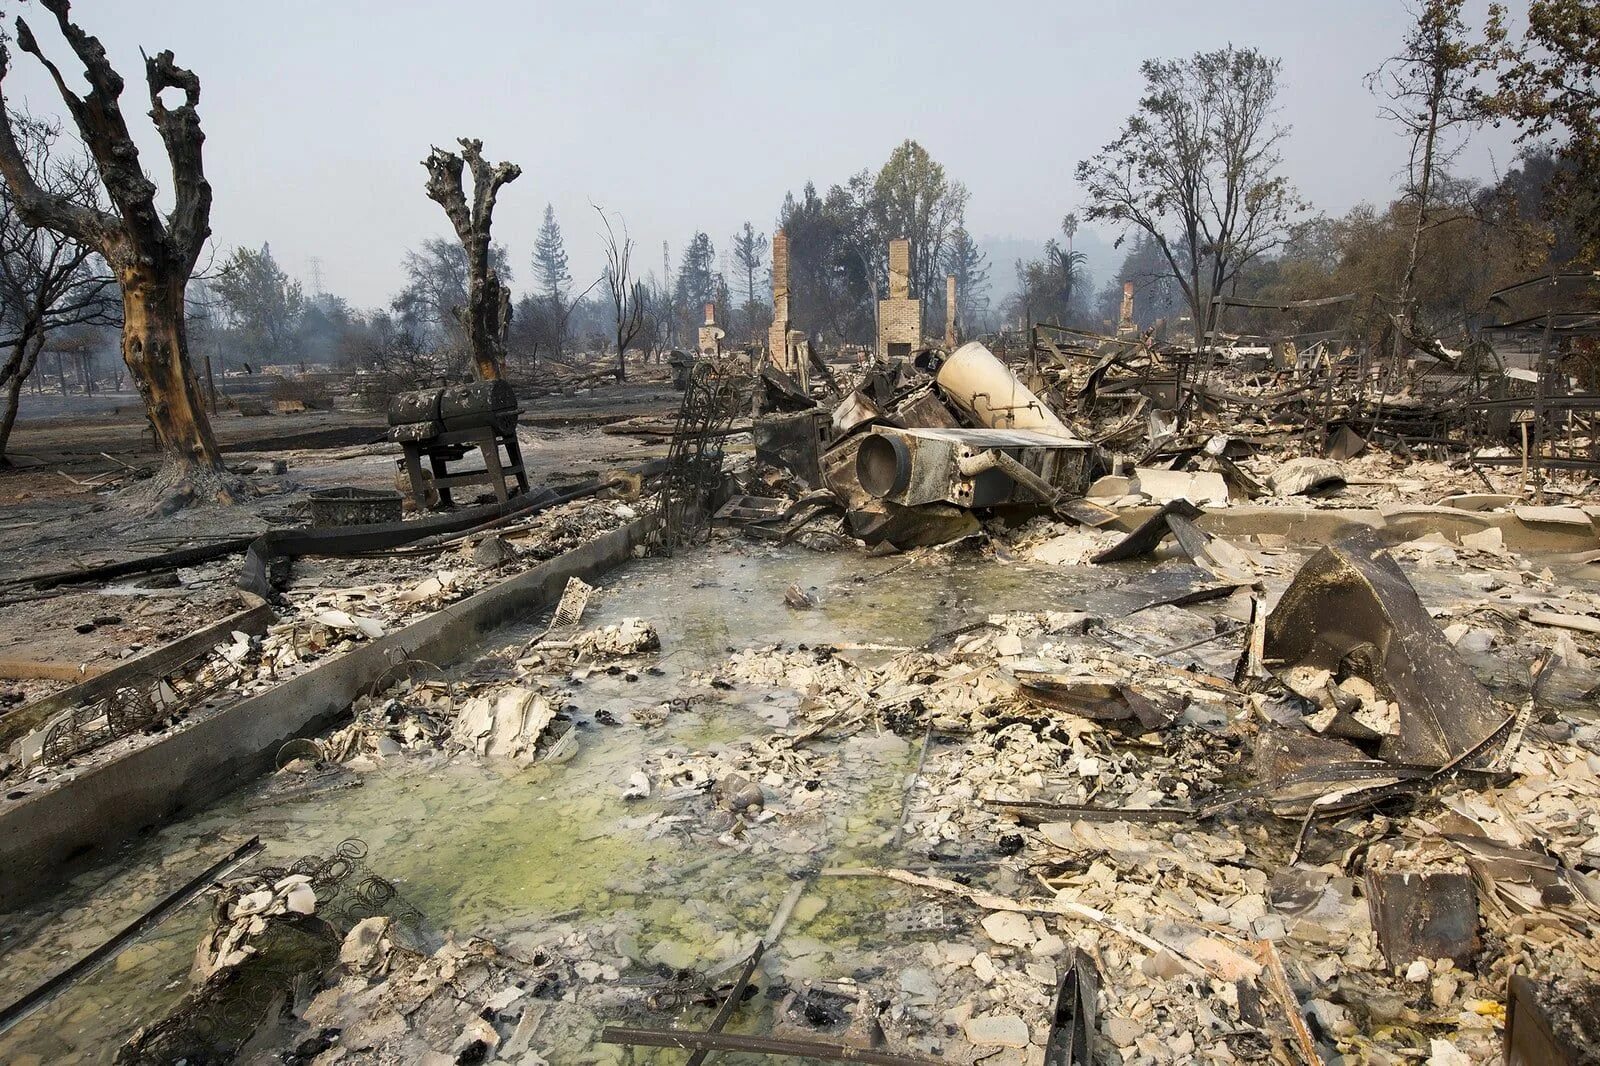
[
  {"left": 0, "top": 0, "right": 227, "bottom": 497},
  {"left": 0, "top": 331, "right": 45, "bottom": 463},
  {"left": 123, "top": 273, "right": 221, "bottom": 466},
  {"left": 422, "top": 139, "right": 520, "bottom": 381}
]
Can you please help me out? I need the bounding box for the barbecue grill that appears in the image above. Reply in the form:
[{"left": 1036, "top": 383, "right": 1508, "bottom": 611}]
[{"left": 387, "top": 380, "right": 529, "bottom": 509}]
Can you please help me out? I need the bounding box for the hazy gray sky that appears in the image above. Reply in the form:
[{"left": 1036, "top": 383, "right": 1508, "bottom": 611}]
[{"left": 4, "top": 1, "right": 1526, "bottom": 307}]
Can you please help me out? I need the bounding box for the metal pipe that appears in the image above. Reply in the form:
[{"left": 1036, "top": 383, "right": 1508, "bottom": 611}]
[
  {"left": 0, "top": 837, "right": 264, "bottom": 1037},
  {"left": 684, "top": 941, "right": 764, "bottom": 1066},
  {"left": 956, "top": 448, "right": 1062, "bottom": 503}
]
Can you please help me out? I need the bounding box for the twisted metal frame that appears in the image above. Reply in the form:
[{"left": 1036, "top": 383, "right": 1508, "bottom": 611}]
[
  {"left": 654, "top": 358, "right": 750, "bottom": 554},
  {"left": 36, "top": 633, "right": 262, "bottom": 768}
]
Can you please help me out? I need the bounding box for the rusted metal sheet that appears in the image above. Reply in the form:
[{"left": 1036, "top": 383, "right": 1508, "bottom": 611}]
[
  {"left": 1505, "top": 973, "right": 1593, "bottom": 1065},
  {"left": 1090, "top": 500, "right": 1207, "bottom": 563},
  {"left": 1044, "top": 950, "right": 1097, "bottom": 1066},
  {"left": 1056, "top": 497, "right": 1120, "bottom": 527},
  {"left": 1099, "top": 562, "right": 1245, "bottom": 615},
  {"left": 754, "top": 411, "right": 825, "bottom": 487},
  {"left": 1365, "top": 867, "right": 1479, "bottom": 969},
  {"left": 891, "top": 387, "right": 961, "bottom": 429},
  {"left": 1264, "top": 531, "right": 1509, "bottom": 769}
]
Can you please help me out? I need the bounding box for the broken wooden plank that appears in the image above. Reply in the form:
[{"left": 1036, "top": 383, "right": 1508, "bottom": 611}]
[
  {"left": 0, "top": 602, "right": 274, "bottom": 749},
  {"left": 1527, "top": 609, "right": 1600, "bottom": 635},
  {"left": 0, "top": 657, "right": 106, "bottom": 683},
  {"left": 1254, "top": 938, "right": 1324, "bottom": 1065},
  {"left": 601, "top": 1027, "right": 942, "bottom": 1065}
]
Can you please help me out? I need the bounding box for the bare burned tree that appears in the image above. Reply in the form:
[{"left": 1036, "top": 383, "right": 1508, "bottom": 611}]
[
  {"left": 422, "top": 138, "right": 520, "bottom": 381},
  {"left": 1369, "top": 0, "right": 1491, "bottom": 334},
  {"left": 1076, "top": 47, "right": 1302, "bottom": 348},
  {"left": 0, "top": 115, "right": 117, "bottom": 463},
  {"left": 0, "top": 0, "right": 227, "bottom": 497},
  {"left": 595, "top": 205, "right": 645, "bottom": 383}
]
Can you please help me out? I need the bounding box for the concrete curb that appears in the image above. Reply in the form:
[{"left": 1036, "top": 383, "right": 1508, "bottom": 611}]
[
  {"left": 0, "top": 516, "right": 651, "bottom": 913},
  {"left": 1109, "top": 503, "right": 1599, "bottom": 554}
]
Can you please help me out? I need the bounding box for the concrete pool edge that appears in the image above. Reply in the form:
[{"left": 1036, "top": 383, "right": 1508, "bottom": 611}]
[
  {"left": 1108, "top": 502, "right": 1600, "bottom": 554},
  {"left": 0, "top": 515, "right": 652, "bottom": 913}
]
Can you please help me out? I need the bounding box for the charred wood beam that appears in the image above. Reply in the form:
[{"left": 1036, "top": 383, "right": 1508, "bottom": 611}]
[
  {"left": 1469, "top": 456, "right": 1600, "bottom": 470},
  {"left": 600, "top": 1027, "right": 943, "bottom": 1065},
  {"left": 240, "top": 487, "right": 555, "bottom": 597},
  {"left": 5, "top": 535, "right": 258, "bottom": 591}
]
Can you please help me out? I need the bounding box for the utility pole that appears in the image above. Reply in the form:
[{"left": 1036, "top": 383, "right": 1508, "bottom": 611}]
[{"left": 662, "top": 241, "right": 674, "bottom": 348}]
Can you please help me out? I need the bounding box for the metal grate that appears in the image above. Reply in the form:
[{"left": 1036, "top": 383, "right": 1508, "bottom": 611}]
[
  {"left": 537, "top": 577, "right": 594, "bottom": 646},
  {"left": 653, "top": 358, "right": 749, "bottom": 554}
]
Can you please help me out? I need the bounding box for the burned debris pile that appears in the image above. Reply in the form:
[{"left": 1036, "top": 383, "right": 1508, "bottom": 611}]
[
  {"left": 740, "top": 339, "right": 1102, "bottom": 551},
  {"left": 79, "top": 498, "right": 1600, "bottom": 1064},
  {"left": 8, "top": 277, "right": 1600, "bottom": 1064},
  {"left": 2, "top": 0, "right": 1598, "bottom": 1056},
  {"left": 0, "top": 489, "right": 641, "bottom": 794},
  {"left": 648, "top": 318, "right": 1600, "bottom": 1061},
  {"left": 733, "top": 314, "right": 1600, "bottom": 558}
]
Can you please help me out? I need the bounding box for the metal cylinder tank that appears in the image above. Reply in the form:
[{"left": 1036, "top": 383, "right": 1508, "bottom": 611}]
[{"left": 935, "top": 341, "right": 1072, "bottom": 436}]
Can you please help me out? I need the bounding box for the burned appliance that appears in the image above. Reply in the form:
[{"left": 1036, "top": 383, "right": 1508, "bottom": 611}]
[
  {"left": 855, "top": 426, "right": 1094, "bottom": 508},
  {"left": 388, "top": 380, "right": 530, "bottom": 510}
]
